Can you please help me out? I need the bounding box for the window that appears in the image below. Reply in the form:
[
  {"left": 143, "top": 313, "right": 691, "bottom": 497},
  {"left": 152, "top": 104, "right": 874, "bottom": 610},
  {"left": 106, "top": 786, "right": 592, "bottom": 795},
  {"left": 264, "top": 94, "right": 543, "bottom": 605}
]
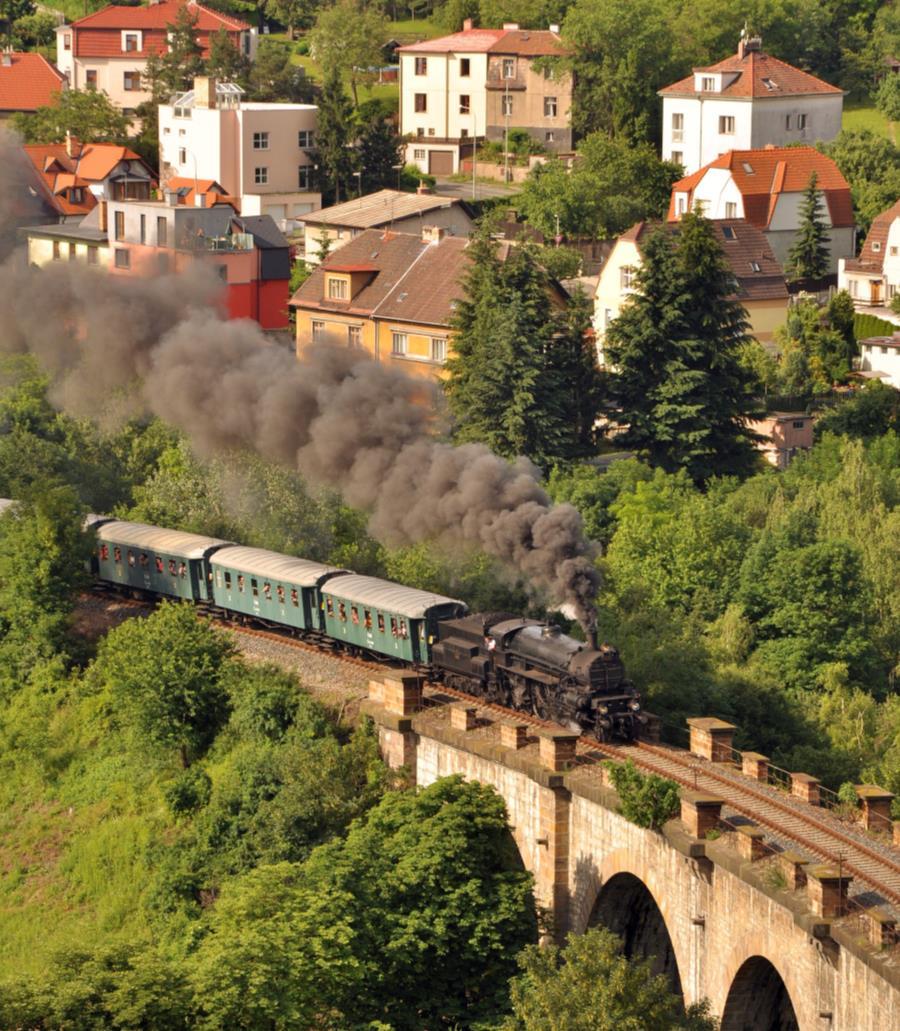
[
  {"left": 290, "top": 588, "right": 299, "bottom": 607},
  {"left": 87, "top": 246, "right": 99, "bottom": 266},
  {"left": 544, "top": 96, "right": 558, "bottom": 118},
  {"left": 391, "top": 332, "right": 408, "bottom": 355},
  {"left": 312, "top": 320, "right": 326, "bottom": 341},
  {"left": 785, "top": 114, "right": 792, "bottom": 130},
  {"left": 390, "top": 616, "right": 398, "bottom": 637},
  {"left": 52, "top": 240, "right": 60, "bottom": 260},
  {"left": 114, "top": 547, "right": 122, "bottom": 563},
  {"left": 338, "top": 602, "right": 347, "bottom": 621},
  {"left": 351, "top": 605, "right": 359, "bottom": 625},
  {"left": 254, "top": 167, "right": 268, "bottom": 185},
  {"left": 545, "top": 131, "right": 555, "bottom": 142},
  {"left": 86, "top": 69, "right": 97, "bottom": 87},
  {"left": 413, "top": 148, "right": 426, "bottom": 159},
  {"left": 327, "top": 276, "right": 348, "bottom": 300},
  {"left": 671, "top": 112, "right": 684, "bottom": 141},
  {"left": 891, "top": 246, "right": 899, "bottom": 256},
  {"left": 377, "top": 613, "right": 385, "bottom": 633},
  {"left": 415, "top": 56, "right": 427, "bottom": 75},
  {"left": 263, "top": 581, "right": 271, "bottom": 600},
  {"left": 676, "top": 195, "right": 686, "bottom": 215},
  {"left": 326, "top": 598, "right": 333, "bottom": 616},
  {"left": 749, "top": 260, "right": 761, "bottom": 272},
  {"left": 502, "top": 94, "right": 513, "bottom": 116},
  {"left": 122, "top": 31, "right": 140, "bottom": 52},
  {"left": 139, "top": 213, "right": 146, "bottom": 244},
  {"left": 178, "top": 147, "right": 186, "bottom": 164},
  {"left": 416, "top": 127, "right": 425, "bottom": 138},
  {"left": 620, "top": 266, "right": 635, "bottom": 290},
  {"left": 251, "top": 577, "right": 259, "bottom": 598},
  {"left": 430, "top": 337, "right": 447, "bottom": 362},
  {"left": 399, "top": 619, "right": 408, "bottom": 639},
  {"left": 114, "top": 210, "right": 125, "bottom": 241},
  {"left": 298, "top": 165, "right": 310, "bottom": 189},
  {"left": 348, "top": 325, "right": 361, "bottom": 348},
  {"left": 882, "top": 345, "right": 889, "bottom": 355},
  {"left": 671, "top": 151, "right": 682, "bottom": 165},
  {"left": 719, "top": 115, "right": 735, "bottom": 134},
  {"left": 63, "top": 33, "right": 71, "bottom": 50},
  {"left": 701, "top": 76, "right": 715, "bottom": 90},
  {"left": 503, "top": 58, "right": 515, "bottom": 78},
  {"left": 849, "top": 278, "right": 858, "bottom": 298},
  {"left": 797, "top": 113, "right": 807, "bottom": 129},
  {"left": 123, "top": 70, "right": 140, "bottom": 91},
  {"left": 157, "top": 217, "right": 167, "bottom": 247},
  {"left": 725, "top": 201, "right": 737, "bottom": 218},
  {"left": 298, "top": 129, "right": 314, "bottom": 148},
  {"left": 67, "top": 243, "right": 76, "bottom": 261},
  {"left": 792, "top": 420, "right": 805, "bottom": 430},
  {"left": 604, "top": 308, "right": 612, "bottom": 328},
  {"left": 873, "top": 242, "right": 882, "bottom": 253},
  {"left": 224, "top": 571, "right": 232, "bottom": 589},
  {"left": 414, "top": 93, "right": 427, "bottom": 113},
  {"left": 461, "top": 128, "right": 469, "bottom": 138},
  {"left": 127, "top": 550, "right": 135, "bottom": 567},
  {"left": 722, "top": 225, "right": 737, "bottom": 240},
  {"left": 276, "top": 584, "right": 285, "bottom": 603},
  {"left": 253, "top": 131, "right": 269, "bottom": 150},
  {"left": 169, "top": 559, "right": 177, "bottom": 575},
  {"left": 114, "top": 248, "right": 130, "bottom": 269},
  {"left": 459, "top": 94, "right": 470, "bottom": 114},
  {"left": 156, "top": 556, "right": 164, "bottom": 573},
  {"left": 460, "top": 57, "right": 470, "bottom": 76}
]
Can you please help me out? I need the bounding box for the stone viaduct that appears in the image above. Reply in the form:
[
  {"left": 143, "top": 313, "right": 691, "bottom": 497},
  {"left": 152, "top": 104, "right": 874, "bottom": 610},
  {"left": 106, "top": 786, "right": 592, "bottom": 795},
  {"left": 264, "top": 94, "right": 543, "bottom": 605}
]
[{"left": 362, "top": 677, "right": 900, "bottom": 1031}]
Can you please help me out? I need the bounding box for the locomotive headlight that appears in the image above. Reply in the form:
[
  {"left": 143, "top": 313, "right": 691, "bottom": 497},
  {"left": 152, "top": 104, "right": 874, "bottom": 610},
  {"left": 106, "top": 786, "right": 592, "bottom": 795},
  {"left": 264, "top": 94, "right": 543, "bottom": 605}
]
[
  {"left": 598, "top": 704, "right": 609, "bottom": 716},
  {"left": 629, "top": 701, "right": 641, "bottom": 713}
]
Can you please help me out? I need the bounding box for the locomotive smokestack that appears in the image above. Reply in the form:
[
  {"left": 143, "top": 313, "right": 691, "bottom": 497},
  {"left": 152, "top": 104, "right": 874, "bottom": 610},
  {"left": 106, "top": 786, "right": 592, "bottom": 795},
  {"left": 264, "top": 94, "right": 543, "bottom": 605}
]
[{"left": 585, "top": 610, "right": 598, "bottom": 650}]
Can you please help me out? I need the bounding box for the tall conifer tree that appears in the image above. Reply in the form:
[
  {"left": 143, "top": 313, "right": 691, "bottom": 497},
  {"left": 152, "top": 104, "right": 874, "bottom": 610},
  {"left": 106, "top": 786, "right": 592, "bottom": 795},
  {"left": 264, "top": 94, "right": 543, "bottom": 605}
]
[
  {"left": 315, "top": 69, "right": 356, "bottom": 204},
  {"left": 785, "top": 172, "right": 831, "bottom": 282}
]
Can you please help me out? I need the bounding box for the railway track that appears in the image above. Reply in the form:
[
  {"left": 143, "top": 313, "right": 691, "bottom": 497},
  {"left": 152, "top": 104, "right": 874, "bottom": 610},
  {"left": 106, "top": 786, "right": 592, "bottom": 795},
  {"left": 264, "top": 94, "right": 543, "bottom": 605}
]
[{"left": 83, "top": 592, "right": 900, "bottom": 909}]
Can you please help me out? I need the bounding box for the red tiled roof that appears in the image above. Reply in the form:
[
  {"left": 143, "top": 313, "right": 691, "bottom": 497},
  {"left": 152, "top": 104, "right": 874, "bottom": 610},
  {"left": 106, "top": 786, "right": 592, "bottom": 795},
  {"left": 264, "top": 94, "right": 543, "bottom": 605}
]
[
  {"left": 398, "top": 28, "right": 507, "bottom": 54},
  {"left": 163, "top": 176, "right": 237, "bottom": 208},
  {"left": 659, "top": 46, "right": 842, "bottom": 98},
  {"left": 487, "top": 29, "right": 570, "bottom": 57},
  {"left": 668, "top": 147, "right": 853, "bottom": 228},
  {"left": 70, "top": 0, "right": 247, "bottom": 32},
  {"left": 0, "top": 52, "right": 64, "bottom": 113},
  {"left": 850, "top": 198, "right": 900, "bottom": 274}
]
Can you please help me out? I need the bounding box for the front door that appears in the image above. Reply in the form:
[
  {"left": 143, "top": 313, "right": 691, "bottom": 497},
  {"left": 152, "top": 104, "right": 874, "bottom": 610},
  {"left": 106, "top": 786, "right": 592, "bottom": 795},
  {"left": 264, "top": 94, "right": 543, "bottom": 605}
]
[{"left": 872, "top": 280, "right": 882, "bottom": 304}]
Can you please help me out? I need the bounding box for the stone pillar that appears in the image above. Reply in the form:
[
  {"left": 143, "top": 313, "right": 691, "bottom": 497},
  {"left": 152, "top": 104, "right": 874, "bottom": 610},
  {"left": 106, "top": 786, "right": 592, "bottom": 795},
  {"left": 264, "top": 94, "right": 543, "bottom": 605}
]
[
  {"left": 741, "top": 751, "right": 769, "bottom": 783},
  {"left": 806, "top": 865, "right": 852, "bottom": 919},
  {"left": 735, "top": 824, "right": 766, "bottom": 861},
  {"left": 687, "top": 717, "right": 736, "bottom": 762},
  {"left": 894, "top": 821, "right": 900, "bottom": 848},
  {"left": 791, "top": 772, "right": 820, "bottom": 806},
  {"left": 500, "top": 721, "right": 528, "bottom": 750},
  {"left": 862, "top": 908, "right": 897, "bottom": 949},
  {"left": 537, "top": 785, "right": 571, "bottom": 943},
  {"left": 537, "top": 728, "right": 579, "bottom": 772},
  {"left": 450, "top": 704, "right": 477, "bottom": 731},
  {"left": 779, "top": 850, "right": 810, "bottom": 890},
  {"left": 383, "top": 674, "right": 422, "bottom": 716},
  {"left": 641, "top": 712, "right": 662, "bottom": 743},
  {"left": 680, "top": 791, "right": 723, "bottom": 838},
  {"left": 854, "top": 785, "right": 894, "bottom": 832}
]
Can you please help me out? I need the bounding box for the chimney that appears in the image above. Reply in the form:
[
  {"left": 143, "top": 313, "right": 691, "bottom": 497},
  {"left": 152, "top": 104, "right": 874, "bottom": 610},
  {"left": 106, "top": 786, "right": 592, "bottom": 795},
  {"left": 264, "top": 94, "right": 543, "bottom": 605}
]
[
  {"left": 98, "top": 200, "right": 107, "bottom": 233},
  {"left": 422, "top": 225, "right": 446, "bottom": 244},
  {"left": 416, "top": 182, "right": 433, "bottom": 195},
  {"left": 164, "top": 189, "right": 179, "bottom": 206},
  {"left": 764, "top": 143, "right": 775, "bottom": 149},
  {"left": 738, "top": 32, "right": 762, "bottom": 59},
  {"left": 1, "top": 50, "right": 12, "bottom": 68},
  {"left": 549, "top": 23, "right": 560, "bottom": 33},
  {"left": 65, "top": 129, "right": 76, "bottom": 159},
  {"left": 462, "top": 18, "right": 473, "bottom": 30},
  {"left": 193, "top": 75, "right": 217, "bottom": 109},
  {"left": 502, "top": 22, "right": 519, "bottom": 30}
]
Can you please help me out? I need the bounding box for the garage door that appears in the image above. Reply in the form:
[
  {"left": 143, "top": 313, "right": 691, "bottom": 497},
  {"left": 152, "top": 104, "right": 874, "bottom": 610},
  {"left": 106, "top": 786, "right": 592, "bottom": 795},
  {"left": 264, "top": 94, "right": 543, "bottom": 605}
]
[
  {"left": 428, "top": 150, "right": 454, "bottom": 175},
  {"left": 264, "top": 204, "right": 286, "bottom": 223}
]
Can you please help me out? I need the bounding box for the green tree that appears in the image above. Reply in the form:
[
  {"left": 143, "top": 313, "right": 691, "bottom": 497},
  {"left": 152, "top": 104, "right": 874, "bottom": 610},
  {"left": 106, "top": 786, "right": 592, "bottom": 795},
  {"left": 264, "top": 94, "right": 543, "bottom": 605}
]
[
  {"left": 9, "top": 10, "right": 56, "bottom": 49},
  {"left": 308, "top": 0, "right": 388, "bottom": 107},
  {"left": 356, "top": 114, "right": 402, "bottom": 193},
  {"left": 785, "top": 172, "right": 831, "bottom": 282},
  {"left": 605, "top": 760, "right": 680, "bottom": 830},
  {"left": 142, "top": 3, "right": 204, "bottom": 100},
  {"left": 0, "top": 0, "right": 32, "bottom": 44},
  {"left": 315, "top": 67, "right": 356, "bottom": 203},
  {"left": 820, "top": 129, "right": 900, "bottom": 237},
  {"left": 604, "top": 214, "right": 762, "bottom": 483},
  {"left": 771, "top": 298, "right": 850, "bottom": 395},
  {"left": 90, "top": 602, "right": 234, "bottom": 767},
  {"left": 445, "top": 231, "right": 598, "bottom": 468},
  {"left": 503, "top": 926, "right": 718, "bottom": 1031},
  {"left": 246, "top": 37, "right": 311, "bottom": 101},
  {"left": 876, "top": 70, "right": 900, "bottom": 120},
  {"left": 206, "top": 28, "right": 250, "bottom": 85},
  {"left": 814, "top": 382, "right": 900, "bottom": 440},
  {"left": 547, "top": 458, "right": 654, "bottom": 545},
  {"left": 264, "top": 0, "right": 322, "bottom": 37},
  {"left": 11, "top": 87, "right": 128, "bottom": 143}
]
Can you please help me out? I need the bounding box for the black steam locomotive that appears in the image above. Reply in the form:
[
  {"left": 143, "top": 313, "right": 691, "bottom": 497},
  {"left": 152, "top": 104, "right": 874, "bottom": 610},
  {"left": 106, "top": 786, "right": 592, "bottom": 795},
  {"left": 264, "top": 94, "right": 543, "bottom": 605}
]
[{"left": 432, "top": 613, "right": 645, "bottom": 742}]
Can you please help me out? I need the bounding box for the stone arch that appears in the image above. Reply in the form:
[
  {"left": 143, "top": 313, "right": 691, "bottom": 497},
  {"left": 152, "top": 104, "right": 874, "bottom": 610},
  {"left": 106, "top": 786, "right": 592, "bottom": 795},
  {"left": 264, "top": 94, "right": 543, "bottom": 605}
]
[
  {"left": 589, "top": 870, "right": 684, "bottom": 998},
  {"left": 720, "top": 955, "right": 800, "bottom": 1031}
]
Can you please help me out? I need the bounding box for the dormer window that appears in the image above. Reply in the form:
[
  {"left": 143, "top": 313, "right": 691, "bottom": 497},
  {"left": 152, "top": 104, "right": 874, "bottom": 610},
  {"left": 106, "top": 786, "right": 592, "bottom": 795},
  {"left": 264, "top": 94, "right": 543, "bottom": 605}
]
[
  {"left": 503, "top": 58, "right": 515, "bottom": 79},
  {"left": 761, "top": 77, "right": 777, "bottom": 91},
  {"left": 327, "top": 276, "right": 348, "bottom": 300},
  {"left": 872, "top": 242, "right": 882, "bottom": 253},
  {"left": 749, "top": 261, "right": 761, "bottom": 272},
  {"left": 70, "top": 187, "right": 83, "bottom": 203},
  {"left": 63, "top": 33, "right": 71, "bottom": 51},
  {"left": 121, "top": 31, "right": 141, "bottom": 53},
  {"left": 701, "top": 76, "right": 715, "bottom": 91}
]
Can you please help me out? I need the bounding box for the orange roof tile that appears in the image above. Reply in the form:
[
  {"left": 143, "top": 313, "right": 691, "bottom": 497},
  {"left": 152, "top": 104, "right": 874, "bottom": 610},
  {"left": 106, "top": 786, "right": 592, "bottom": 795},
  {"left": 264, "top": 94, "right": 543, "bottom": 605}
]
[
  {"left": 659, "top": 46, "right": 843, "bottom": 98},
  {"left": 398, "top": 28, "right": 507, "bottom": 54},
  {"left": 487, "top": 29, "right": 570, "bottom": 57},
  {"left": 71, "top": 0, "right": 247, "bottom": 32},
  {"left": 0, "top": 52, "right": 64, "bottom": 113}
]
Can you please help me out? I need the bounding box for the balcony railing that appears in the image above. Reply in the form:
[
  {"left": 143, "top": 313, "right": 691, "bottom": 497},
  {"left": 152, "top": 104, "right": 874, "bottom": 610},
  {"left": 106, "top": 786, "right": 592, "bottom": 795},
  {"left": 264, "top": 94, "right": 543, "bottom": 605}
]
[{"left": 183, "top": 232, "right": 254, "bottom": 253}]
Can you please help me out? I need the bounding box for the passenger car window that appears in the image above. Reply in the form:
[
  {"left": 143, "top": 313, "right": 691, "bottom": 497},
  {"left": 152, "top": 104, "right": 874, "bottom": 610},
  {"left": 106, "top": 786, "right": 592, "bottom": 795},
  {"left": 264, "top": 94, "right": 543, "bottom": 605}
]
[
  {"left": 224, "top": 571, "right": 232, "bottom": 589},
  {"left": 251, "top": 578, "right": 259, "bottom": 598},
  {"left": 291, "top": 588, "right": 299, "bottom": 607},
  {"left": 377, "top": 613, "right": 385, "bottom": 633}
]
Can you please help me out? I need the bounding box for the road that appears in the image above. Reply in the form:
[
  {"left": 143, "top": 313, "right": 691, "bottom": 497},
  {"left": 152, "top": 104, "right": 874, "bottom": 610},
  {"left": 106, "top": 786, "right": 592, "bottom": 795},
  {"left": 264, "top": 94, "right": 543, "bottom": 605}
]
[{"left": 432, "top": 176, "right": 521, "bottom": 202}]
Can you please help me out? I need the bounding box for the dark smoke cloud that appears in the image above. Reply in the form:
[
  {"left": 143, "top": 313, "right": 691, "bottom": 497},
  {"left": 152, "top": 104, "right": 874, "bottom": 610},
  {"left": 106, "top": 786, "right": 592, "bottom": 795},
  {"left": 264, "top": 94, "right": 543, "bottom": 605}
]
[{"left": 0, "top": 135, "right": 600, "bottom": 621}]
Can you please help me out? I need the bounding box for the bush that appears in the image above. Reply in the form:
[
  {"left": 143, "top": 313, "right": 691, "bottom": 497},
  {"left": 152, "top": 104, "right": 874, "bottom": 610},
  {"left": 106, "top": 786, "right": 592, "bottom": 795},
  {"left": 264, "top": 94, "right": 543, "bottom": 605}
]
[
  {"left": 605, "top": 760, "right": 680, "bottom": 830},
  {"left": 837, "top": 781, "right": 859, "bottom": 807},
  {"left": 876, "top": 74, "right": 900, "bottom": 121},
  {"left": 165, "top": 766, "right": 212, "bottom": 816},
  {"left": 853, "top": 311, "right": 896, "bottom": 340},
  {"left": 399, "top": 164, "right": 435, "bottom": 191}
]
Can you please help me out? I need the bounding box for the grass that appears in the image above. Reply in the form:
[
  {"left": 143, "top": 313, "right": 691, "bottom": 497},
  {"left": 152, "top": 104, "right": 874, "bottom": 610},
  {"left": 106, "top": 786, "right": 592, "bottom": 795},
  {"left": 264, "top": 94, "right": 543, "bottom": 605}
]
[
  {"left": 842, "top": 100, "right": 896, "bottom": 142},
  {"left": 386, "top": 17, "right": 444, "bottom": 39},
  {"left": 280, "top": 39, "right": 400, "bottom": 108}
]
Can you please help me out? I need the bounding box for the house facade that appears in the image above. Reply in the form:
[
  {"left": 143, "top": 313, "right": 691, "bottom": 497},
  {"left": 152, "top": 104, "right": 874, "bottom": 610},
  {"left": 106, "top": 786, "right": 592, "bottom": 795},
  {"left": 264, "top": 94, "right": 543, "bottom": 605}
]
[
  {"left": 56, "top": 0, "right": 255, "bottom": 113},
  {"left": 857, "top": 333, "right": 900, "bottom": 387},
  {"left": 298, "top": 188, "right": 474, "bottom": 264},
  {"left": 659, "top": 35, "right": 843, "bottom": 174},
  {"left": 0, "top": 51, "right": 65, "bottom": 119},
  {"left": 838, "top": 199, "right": 900, "bottom": 308},
  {"left": 668, "top": 146, "right": 854, "bottom": 275},
  {"left": 748, "top": 412, "right": 816, "bottom": 468},
  {"left": 159, "top": 77, "right": 320, "bottom": 231},
  {"left": 594, "top": 219, "right": 788, "bottom": 363}
]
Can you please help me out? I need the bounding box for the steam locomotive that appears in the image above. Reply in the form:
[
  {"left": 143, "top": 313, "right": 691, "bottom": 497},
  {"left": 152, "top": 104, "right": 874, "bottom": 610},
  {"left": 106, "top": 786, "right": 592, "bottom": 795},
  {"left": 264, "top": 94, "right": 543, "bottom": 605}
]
[{"left": 0, "top": 504, "right": 644, "bottom": 742}]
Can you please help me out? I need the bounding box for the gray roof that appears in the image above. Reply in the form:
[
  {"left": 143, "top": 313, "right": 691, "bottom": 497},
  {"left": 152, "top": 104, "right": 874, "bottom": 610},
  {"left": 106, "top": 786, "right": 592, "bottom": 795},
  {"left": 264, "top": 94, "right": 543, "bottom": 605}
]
[
  {"left": 18, "top": 222, "right": 108, "bottom": 243},
  {"left": 321, "top": 573, "right": 466, "bottom": 618},
  {"left": 240, "top": 214, "right": 289, "bottom": 250},
  {"left": 96, "top": 520, "right": 230, "bottom": 560},
  {"left": 212, "top": 545, "right": 345, "bottom": 587},
  {"left": 300, "top": 189, "right": 468, "bottom": 230}
]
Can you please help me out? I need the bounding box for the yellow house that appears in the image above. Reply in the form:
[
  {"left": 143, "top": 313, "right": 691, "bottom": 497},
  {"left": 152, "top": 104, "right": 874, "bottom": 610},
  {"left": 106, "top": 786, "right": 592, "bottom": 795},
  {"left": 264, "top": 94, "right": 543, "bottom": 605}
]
[
  {"left": 291, "top": 226, "right": 472, "bottom": 380},
  {"left": 23, "top": 218, "right": 110, "bottom": 270},
  {"left": 593, "top": 218, "right": 789, "bottom": 365}
]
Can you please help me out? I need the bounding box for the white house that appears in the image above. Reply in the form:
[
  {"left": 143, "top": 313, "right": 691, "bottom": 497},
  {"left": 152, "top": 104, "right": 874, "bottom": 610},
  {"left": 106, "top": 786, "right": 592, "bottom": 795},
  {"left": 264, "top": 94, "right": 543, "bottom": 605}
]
[
  {"left": 857, "top": 333, "right": 900, "bottom": 387},
  {"left": 838, "top": 199, "right": 900, "bottom": 308},
  {"left": 668, "top": 146, "right": 855, "bottom": 275},
  {"left": 158, "top": 77, "right": 320, "bottom": 230},
  {"left": 658, "top": 35, "right": 843, "bottom": 175}
]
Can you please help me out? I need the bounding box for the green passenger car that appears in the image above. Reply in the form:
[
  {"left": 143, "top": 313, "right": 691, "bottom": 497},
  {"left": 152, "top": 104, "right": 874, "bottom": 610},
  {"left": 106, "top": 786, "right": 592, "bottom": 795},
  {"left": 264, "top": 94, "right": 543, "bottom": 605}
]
[
  {"left": 209, "top": 546, "right": 346, "bottom": 631},
  {"left": 94, "top": 521, "right": 230, "bottom": 602},
  {"left": 319, "top": 575, "right": 468, "bottom": 663}
]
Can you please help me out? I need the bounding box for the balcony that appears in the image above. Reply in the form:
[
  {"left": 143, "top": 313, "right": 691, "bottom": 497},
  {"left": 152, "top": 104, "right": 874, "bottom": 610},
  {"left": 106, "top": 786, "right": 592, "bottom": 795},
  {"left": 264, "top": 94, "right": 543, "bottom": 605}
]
[{"left": 182, "top": 231, "right": 254, "bottom": 253}]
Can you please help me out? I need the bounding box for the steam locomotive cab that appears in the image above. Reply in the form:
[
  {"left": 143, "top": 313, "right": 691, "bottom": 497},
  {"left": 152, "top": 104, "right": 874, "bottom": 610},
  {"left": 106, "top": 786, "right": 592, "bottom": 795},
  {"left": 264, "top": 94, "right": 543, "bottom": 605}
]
[{"left": 431, "top": 613, "right": 643, "bottom": 742}]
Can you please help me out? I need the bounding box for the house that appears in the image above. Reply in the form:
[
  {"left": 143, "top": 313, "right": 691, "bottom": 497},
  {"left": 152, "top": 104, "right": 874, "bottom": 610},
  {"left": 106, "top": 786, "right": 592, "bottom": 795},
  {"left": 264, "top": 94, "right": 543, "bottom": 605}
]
[
  {"left": 748, "top": 412, "right": 815, "bottom": 468},
  {"left": 161, "top": 176, "right": 237, "bottom": 209},
  {"left": 0, "top": 51, "right": 65, "bottom": 120},
  {"left": 857, "top": 332, "right": 900, "bottom": 387},
  {"left": 298, "top": 188, "right": 474, "bottom": 265},
  {"left": 21, "top": 135, "right": 156, "bottom": 222},
  {"left": 22, "top": 208, "right": 110, "bottom": 268},
  {"left": 838, "top": 199, "right": 900, "bottom": 308},
  {"left": 668, "top": 146, "right": 854, "bottom": 275},
  {"left": 291, "top": 226, "right": 469, "bottom": 379},
  {"left": 56, "top": 0, "right": 256, "bottom": 113},
  {"left": 398, "top": 19, "right": 572, "bottom": 175},
  {"left": 659, "top": 34, "right": 843, "bottom": 174},
  {"left": 593, "top": 218, "right": 789, "bottom": 362},
  {"left": 158, "top": 76, "right": 320, "bottom": 229}
]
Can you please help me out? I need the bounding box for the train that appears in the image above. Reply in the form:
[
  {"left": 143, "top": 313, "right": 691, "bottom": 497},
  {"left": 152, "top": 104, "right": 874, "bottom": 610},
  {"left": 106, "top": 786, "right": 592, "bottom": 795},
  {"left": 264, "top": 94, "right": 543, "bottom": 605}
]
[{"left": 1, "top": 503, "right": 644, "bottom": 742}]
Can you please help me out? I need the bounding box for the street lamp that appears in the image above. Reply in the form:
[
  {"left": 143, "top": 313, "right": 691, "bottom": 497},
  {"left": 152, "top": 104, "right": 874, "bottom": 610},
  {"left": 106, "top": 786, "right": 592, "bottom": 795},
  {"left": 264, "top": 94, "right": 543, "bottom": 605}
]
[{"left": 354, "top": 169, "right": 363, "bottom": 202}]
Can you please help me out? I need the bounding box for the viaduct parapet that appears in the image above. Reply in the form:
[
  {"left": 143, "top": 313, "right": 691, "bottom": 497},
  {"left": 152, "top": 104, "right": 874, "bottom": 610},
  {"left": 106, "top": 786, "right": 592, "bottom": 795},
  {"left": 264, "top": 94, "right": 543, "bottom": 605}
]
[{"left": 363, "top": 676, "right": 900, "bottom": 1031}]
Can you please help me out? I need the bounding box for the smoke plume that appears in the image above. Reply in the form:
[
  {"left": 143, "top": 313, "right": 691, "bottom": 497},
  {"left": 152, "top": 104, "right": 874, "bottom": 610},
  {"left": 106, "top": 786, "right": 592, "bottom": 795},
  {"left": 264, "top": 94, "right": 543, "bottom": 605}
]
[{"left": 0, "top": 139, "right": 600, "bottom": 622}]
